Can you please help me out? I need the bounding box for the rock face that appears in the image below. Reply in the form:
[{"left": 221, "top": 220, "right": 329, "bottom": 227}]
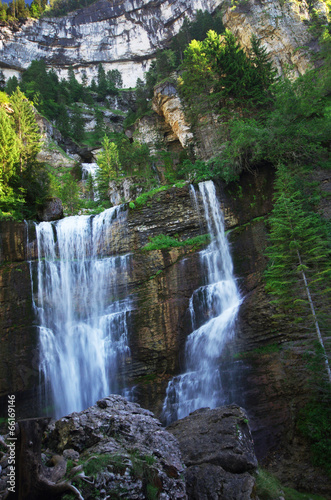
[
  {"left": 224, "top": 0, "right": 328, "bottom": 78},
  {"left": 0, "top": 0, "right": 324, "bottom": 87},
  {"left": 1, "top": 168, "right": 330, "bottom": 496},
  {"left": 167, "top": 405, "right": 258, "bottom": 500},
  {"left": 0, "top": 0, "right": 223, "bottom": 87},
  {"left": 37, "top": 197, "right": 64, "bottom": 221},
  {"left": 0, "top": 395, "right": 187, "bottom": 499},
  {"left": 152, "top": 81, "right": 194, "bottom": 149}
]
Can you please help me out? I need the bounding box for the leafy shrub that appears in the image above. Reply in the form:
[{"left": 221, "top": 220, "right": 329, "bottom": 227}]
[{"left": 142, "top": 233, "right": 211, "bottom": 251}]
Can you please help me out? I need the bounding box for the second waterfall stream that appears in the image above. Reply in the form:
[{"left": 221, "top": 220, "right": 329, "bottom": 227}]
[
  {"left": 162, "top": 180, "right": 242, "bottom": 423},
  {"left": 30, "top": 180, "right": 241, "bottom": 420}
]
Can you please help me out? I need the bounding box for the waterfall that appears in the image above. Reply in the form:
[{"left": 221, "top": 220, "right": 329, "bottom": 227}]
[
  {"left": 162, "top": 180, "right": 241, "bottom": 423},
  {"left": 30, "top": 206, "right": 132, "bottom": 418}
]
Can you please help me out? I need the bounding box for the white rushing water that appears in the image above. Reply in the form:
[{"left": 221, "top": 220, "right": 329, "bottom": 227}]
[
  {"left": 31, "top": 206, "right": 132, "bottom": 418},
  {"left": 162, "top": 180, "right": 241, "bottom": 423}
]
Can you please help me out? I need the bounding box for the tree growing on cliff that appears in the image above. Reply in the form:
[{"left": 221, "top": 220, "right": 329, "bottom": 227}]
[
  {"left": 10, "top": 88, "right": 41, "bottom": 173},
  {"left": 96, "top": 136, "right": 122, "bottom": 200},
  {"left": 265, "top": 165, "right": 331, "bottom": 384}
]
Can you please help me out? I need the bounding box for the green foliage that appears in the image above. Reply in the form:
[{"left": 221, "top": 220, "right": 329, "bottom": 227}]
[
  {"left": 298, "top": 397, "right": 331, "bottom": 475},
  {"left": 171, "top": 10, "right": 225, "bottom": 63},
  {"left": 255, "top": 468, "right": 327, "bottom": 499},
  {"left": 179, "top": 30, "right": 277, "bottom": 128},
  {"left": 83, "top": 455, "right": 117, "bottom": 477},
  {"left": 133, "top": 185, "right": 170, "bottom": 208},
  {"left": 264, "top": 165, "right": 331, "bottom": 328},
  {"left": 215, "top": 65, "right": 331, "bottom": 182},
  {"left": 142, "top": 233, "right": 211, "bottom": 251},
  {"left": 177, "top": 158, "right": 212, "bottom": 182},
  {"left": 18, "top": 60, "right": 123, "bottom": 144},
  {"left": 0, "top": 106, "right": 20, "bottom": 187},
  {"left": 5, "top": 76, "right": 19, "bottom": 96},
  {"left": 0, "top": 89, "right": 48, "bottom": 220},
  {"left": 96, "top": 136, "right": 122, "bottom": 200}
]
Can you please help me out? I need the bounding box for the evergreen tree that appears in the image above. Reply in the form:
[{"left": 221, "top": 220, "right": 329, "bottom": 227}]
[
  {"left": 67, "top": 66, "right": 82, "bottom": 102},
  {"left": 5, "top": 76, "right": 19, "bottom": 95},
  {"left": 0, "top": 106, "right": 20, "bottom": 188},
  {"left": 10, "top": 88, "right": 41, "bottom": 172},
  {"left": 69, "top": 103, "right": 85, "bottom": 142},
  {"left": 16, "top": 0, "right": 28, "bottom": 18},
  {"left": 0, "top": 71, "right": 5, "bottom": 91},
  {"left": 265, "top": 165, "right": 331, "bottom": 383},
  {"left": 97, "top": 63, "right": 107, "bottom": 99},
  {"left": 0, "top": 1, "right": 7, "bottom": 21},
  {"left": 106, "top": 69, "right": 122, "bottom": 92},
  {"left": 96, "top": 136, "right": 121, "bottom": 199}
]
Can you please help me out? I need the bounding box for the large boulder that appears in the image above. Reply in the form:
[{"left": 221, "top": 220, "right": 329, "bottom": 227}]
[
  {"left": 167, "top": 405, "right": 258, "bottom": 500},
  {"left": 44, "top": 395, "right": 187, "bottom": 499}
]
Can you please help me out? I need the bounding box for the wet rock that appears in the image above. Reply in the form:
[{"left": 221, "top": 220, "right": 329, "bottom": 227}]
[
  {"left": 167, "top": 405, "right": 258, "bottom": 500},
  {"left": 37, "top": 197, "right": 63, "bottom": 222}
]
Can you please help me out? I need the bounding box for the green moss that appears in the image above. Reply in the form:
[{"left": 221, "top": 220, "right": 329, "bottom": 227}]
[
  {"left": 234, "top": 343, "right": 281, "bottom": 360},
  {"left": 142, "top": 233, "right": 211, "bottom": 251},
  {"left": 83, "top": 454, "right": 126, "bottom": 477},
  {"left": 297, "top": 398, "right": 331, "bottom": 476},
  {"left": 133, "top": 185, "right": 171, "bottom": 208},
  {"left": 134, "top": 373, "right": 157, "bottom": 384},
  {"left": 255, "top": 468, "right": 327, "bottom": 499}
]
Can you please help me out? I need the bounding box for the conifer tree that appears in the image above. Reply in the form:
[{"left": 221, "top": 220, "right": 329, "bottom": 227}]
[
  {"left": 70, "top": 103, "right": 85, "bottom": 142},
  {"left": 0, "top": 71, "right": 5, "bottom": 91},
  {"left": 0, "top": 107, "right": 20, "bottom": 188},
  {"left": 97, "top": 63, "right": 107, "bottom": 99},
  {"left": 265, "top": 165, "right": 331, "bottom": 383},
  {"left": 96, "top": 136, "right": 121, "bottom": 200},
  {"left": 10, "top": 88, "right": 41, "bottom": 173}
]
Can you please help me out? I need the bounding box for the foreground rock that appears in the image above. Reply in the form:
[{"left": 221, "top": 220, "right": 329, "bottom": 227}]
[
  {"left": 167, "top": 405, "right": 258, "bottom": 500},
  {"left": 45, "top": 395, "right": 186, "bottom": 499}
]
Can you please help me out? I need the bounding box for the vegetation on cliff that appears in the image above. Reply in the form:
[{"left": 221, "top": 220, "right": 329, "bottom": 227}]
[{"left": 0, "top": 88, "right": 49, "bottom": 219}]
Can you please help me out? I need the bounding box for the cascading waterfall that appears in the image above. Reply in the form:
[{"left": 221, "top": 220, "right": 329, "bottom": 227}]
[
  {"left": 30, "top": 206, "right": 132, "bottom": 418},
  {"left": 162, "top": 180, "right": 241, "bottom": 423}
]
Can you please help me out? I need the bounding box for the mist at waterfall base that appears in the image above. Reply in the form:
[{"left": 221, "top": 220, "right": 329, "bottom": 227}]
[
  {"left": 30, "top": 206, "right": 133, "bottom": 418},
  {"left": 162, "top": 181, "right": 242, "bottom": 424}
]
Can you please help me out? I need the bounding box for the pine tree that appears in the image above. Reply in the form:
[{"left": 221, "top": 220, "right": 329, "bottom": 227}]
[
  {"left": 0, "top": 71, "right": 5, "bottom": 91},
  {"left": 10, "top": 88, "right": 41, "bottom": 173},
  {"left": 5, "top": 76, "right": 19, "bottom": 95},
  {"left": 0, "top": 106, "right": 20, "bottom": 187},
  {"left": 265, "top": 165, "right": 331, "bottom": 383},
  {"left": 96, "top": 136, "right": 121, "bottom": 200},
  {"left": 69, "top": 103, "right": 85, "bottom": 142},
  {"left": 97, "top": 63, "right": 107, "bottom": 99}
]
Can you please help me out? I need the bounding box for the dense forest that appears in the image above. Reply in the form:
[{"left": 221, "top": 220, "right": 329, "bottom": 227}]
[{"left": 0, "top": 6, "right": 330, "bottom": 477}]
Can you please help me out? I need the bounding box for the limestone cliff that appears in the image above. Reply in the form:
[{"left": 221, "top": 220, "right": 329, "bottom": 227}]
[
  {"left": 0, "top": 0, "right": 223, "bottom": 87},
  {"left": 0, "top": 0, "right": 326, "bottom": 87}
]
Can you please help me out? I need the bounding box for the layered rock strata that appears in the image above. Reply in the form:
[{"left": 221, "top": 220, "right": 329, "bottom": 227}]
[
  {"left": 0, "top": 0, "right": 325, "bottom": 86},
  {"left": 0, "top": 0, "right": 223, "bottom": 87}
]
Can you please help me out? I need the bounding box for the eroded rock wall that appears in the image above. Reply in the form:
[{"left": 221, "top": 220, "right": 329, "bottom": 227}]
[
  {"left": 0, "top": 0, "right": 223, "bottom": 87},
  {"left": 0, "top": 0, "right": 325, "bottom": 87}
]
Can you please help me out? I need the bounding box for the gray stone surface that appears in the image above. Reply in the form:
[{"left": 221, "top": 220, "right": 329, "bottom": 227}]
[
  {"left": 167, "top": 405, "right": 258, "bottom": 500},
  {"left": 37, "top": 197, "right": 63, "bottom": 221}
]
